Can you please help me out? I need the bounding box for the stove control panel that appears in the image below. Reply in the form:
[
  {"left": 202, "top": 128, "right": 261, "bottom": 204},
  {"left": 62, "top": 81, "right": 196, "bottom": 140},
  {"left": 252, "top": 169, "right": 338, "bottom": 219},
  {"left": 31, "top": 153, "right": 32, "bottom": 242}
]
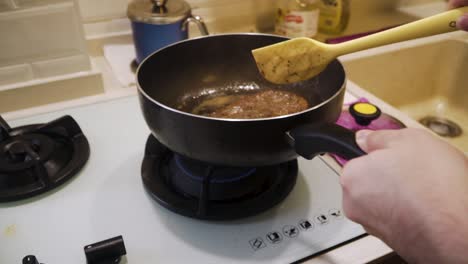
[{"left": 248, "top": 208, "right": 345, "bottom": 251}]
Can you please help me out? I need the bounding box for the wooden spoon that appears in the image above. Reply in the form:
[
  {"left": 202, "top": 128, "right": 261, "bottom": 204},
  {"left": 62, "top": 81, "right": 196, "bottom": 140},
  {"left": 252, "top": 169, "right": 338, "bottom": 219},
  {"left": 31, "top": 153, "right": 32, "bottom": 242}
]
[{"left": 252, "top": 7, "right": 468, "bottom": 84}]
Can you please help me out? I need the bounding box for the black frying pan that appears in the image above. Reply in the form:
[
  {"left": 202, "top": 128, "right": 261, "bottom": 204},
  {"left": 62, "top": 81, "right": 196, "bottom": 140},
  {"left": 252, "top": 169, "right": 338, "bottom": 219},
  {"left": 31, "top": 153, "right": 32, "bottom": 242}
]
[{"left": 137, "top": 33, "right": 364, "bottom": 167}]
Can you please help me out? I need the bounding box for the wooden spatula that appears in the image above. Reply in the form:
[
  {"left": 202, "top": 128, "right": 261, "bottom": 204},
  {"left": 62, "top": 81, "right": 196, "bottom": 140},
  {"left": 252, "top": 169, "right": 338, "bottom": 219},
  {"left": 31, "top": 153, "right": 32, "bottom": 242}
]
[{"left": 252, "top": 7, "right": 468, "bottom": 84}]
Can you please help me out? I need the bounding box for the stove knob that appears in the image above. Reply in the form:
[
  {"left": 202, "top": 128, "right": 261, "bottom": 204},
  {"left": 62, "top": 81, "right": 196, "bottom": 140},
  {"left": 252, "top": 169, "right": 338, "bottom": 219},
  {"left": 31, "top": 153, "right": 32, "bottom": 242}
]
[
  {"left": 349, "top": 102, "right": 382, "bottom": 126},
  {"left": 22, "top": 255, "right": 39, "bottom": 264}
]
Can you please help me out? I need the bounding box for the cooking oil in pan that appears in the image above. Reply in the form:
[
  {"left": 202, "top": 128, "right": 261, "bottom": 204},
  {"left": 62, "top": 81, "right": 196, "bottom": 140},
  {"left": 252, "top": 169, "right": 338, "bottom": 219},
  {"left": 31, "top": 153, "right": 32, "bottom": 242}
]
[
  {"left": 176, "top": 77, "right": 323, "bottom": 119},
  {"left": 189, "top": 89, "right": 309, "bottom": 119}
]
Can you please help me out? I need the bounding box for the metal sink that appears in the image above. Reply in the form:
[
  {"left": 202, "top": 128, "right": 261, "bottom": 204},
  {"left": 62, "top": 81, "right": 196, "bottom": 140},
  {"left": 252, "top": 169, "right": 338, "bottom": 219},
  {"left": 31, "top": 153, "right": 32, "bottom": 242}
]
[{"left": 343, "top": 34, "right": 468, "bottom": 152}]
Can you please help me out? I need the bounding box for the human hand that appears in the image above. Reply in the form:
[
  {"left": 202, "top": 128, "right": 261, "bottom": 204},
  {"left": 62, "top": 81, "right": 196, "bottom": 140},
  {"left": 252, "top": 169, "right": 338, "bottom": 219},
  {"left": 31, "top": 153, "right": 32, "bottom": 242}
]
[
  {"left": 449, "top": 0, "right": 468, "bottom": 30},
  {"left": 341, "top": 128, "right": 468, "bottom": 263}
]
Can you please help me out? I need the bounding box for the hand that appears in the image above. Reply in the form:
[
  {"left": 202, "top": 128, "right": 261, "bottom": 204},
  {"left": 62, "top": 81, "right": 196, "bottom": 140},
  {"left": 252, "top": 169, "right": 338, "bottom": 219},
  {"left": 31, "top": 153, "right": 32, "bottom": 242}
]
[
  {"left": 449, "top": 0, "right": 468, "bottom": 30},
  {"left": 341, "top": 128, "right": 468, "bottom": 263}
]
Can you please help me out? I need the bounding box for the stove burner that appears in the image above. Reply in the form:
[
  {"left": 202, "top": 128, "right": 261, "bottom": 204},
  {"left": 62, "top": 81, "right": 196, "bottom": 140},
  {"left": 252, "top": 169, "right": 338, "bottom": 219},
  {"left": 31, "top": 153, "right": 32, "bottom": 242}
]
[
  {"left": 142, "top": 135, "right": 298, "bottom": 220},
  {"left": 0, "top": 115, "right": 90, "bottom": 202}
]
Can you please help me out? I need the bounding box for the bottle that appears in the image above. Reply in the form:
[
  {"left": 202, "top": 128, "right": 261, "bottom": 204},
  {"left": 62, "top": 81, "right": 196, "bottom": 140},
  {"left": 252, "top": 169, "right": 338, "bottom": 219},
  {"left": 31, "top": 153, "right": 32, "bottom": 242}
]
[
  {"left": 275, "top": 0, "right": 320, "bottom": 38},
  {"left": 318, "top": 0, "right": 350, "bottom": 35}
]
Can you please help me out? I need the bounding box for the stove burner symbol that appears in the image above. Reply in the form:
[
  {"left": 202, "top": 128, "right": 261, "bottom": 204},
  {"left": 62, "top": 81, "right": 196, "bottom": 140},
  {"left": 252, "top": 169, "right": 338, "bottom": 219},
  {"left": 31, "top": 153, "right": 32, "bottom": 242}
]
[
  {"left": 329, "top": 208, "right": 343, "bottom": 219},
  {"left": 315, "top": 214, "right": 329, "bottom": 225},
  {"left": 249, "top": 237, "right": 266, "bottom": 251},
  {"left": 299, "top": 220, "right": 314, "bottom": 231},
  {"left": 266, "top": 231, "right": 283, "bottom": 244},
  {"left": 282, "top": 225, "right": 299, "bottom": 238}
]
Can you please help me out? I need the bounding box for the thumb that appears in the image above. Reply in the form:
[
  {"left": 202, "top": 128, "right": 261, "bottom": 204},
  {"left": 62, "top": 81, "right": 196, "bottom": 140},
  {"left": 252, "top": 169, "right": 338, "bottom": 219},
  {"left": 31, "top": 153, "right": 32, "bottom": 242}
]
[
  {"left": 355, "top": 129, "right": 404, "bottom": 153},
  {"left": 458, "top": 14, "right": 468, "bottom": 31}
]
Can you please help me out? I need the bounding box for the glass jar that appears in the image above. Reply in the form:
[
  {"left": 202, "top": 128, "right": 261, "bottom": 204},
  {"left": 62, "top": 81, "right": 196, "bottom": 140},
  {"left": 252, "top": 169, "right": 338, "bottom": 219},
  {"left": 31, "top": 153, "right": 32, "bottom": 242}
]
[
  {"left": 318, "top": 0, "right": 350, "bottom": 35},
  {"left": 275, "top": 0, "right": 321, "bottom": 38}
]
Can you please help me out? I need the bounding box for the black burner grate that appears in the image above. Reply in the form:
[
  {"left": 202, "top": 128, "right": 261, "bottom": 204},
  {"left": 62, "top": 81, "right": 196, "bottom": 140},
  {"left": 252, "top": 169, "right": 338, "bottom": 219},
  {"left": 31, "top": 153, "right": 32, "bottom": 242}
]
[
  {"left": 0, "top": 115, "right": 90, "bottom": 202},
  {"left": 141, "top": 135, "right": 298, "bottom": 220}
]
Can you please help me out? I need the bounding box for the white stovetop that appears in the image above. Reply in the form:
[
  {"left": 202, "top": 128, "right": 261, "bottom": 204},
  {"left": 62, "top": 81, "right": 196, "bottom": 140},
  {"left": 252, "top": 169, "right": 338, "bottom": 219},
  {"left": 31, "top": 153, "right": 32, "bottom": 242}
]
[
  {"left": 0, "top": 95, "right": 367, "bottom": 264},
  {"left": 1, "top": 72, "right": 400, "bottom": 262},
  {"left": 9, "top": 24, "right": 452, "bottom": 264}
]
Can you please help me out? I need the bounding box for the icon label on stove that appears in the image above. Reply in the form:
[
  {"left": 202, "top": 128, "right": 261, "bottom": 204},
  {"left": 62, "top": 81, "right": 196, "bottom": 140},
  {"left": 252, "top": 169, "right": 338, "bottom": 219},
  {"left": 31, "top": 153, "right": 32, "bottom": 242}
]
[
  {"left": 299, "top": 220, "right": 314, "bottom": 231},
  {"left": 266, "top": 231, "right": 283, "bottom": 244},
  {"left": 249, "top": 237, "right": 266, "bottom": 251},
  {"left": 329, "top": 208, "right": 343, "bottom": 219},
  {"left": 282, "top": 225, "right": 299, "bottom": 238},
  {"left": 315, "top": 214, "right": 329, "bottom": 225}
]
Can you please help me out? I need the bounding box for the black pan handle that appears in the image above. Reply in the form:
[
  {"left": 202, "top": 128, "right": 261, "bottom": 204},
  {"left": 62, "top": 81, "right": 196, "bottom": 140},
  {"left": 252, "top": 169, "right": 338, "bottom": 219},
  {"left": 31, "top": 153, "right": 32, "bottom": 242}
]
[{"left": 288, "top": 123, "right": 366, "bottom": 160}]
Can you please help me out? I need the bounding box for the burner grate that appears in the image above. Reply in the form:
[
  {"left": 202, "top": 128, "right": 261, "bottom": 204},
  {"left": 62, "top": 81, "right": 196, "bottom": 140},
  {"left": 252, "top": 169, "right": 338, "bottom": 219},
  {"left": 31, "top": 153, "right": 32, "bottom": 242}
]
[
  {"left": 0, "top": 116, "right": 90, "bottom": 202},
  {"left": 141, "top": 135, "right": 298, "bottom": 220}
]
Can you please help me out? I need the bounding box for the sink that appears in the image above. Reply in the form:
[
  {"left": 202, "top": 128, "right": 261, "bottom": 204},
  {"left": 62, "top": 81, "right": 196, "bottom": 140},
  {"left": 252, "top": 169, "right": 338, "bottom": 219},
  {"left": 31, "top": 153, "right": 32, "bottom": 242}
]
[{"left": 343, "top": 35, "right": 468, "bottom": 152}]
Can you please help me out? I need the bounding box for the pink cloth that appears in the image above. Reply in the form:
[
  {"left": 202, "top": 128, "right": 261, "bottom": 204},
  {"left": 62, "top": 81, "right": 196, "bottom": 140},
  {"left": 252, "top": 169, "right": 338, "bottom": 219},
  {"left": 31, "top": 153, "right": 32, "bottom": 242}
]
[{"left": 332, "top": 98, "right": 404, "bottom": 166}]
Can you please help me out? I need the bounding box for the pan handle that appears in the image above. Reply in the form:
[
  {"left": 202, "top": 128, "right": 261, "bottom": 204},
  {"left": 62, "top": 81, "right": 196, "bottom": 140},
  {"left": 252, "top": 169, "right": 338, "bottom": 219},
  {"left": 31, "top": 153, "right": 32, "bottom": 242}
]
[{"left": 287, "top": 123, "right": 365, "bottom": 160}]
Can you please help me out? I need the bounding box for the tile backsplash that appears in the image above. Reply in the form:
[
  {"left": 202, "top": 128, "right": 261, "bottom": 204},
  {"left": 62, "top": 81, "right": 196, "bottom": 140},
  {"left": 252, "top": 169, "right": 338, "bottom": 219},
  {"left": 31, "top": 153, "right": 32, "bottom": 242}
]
[
  {"left": 77, "top": 0, "right": 129, "bottom": 22},
  {"left": 77, "top": 0, "right": 261, "bottom": 23},
  {"left": 77, "top": 0, "right": 445, "bottom": 23},
  {"left": 0, "top": 0, "right": 91, "bottom": 85},
  {"left": 77, "top": 0, "right": 446, "bottom": 36}
]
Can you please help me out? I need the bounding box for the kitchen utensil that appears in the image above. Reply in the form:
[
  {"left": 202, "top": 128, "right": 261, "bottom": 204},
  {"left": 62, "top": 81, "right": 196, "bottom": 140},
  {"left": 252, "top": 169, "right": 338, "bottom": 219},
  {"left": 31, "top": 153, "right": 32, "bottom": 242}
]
[
  {"left": 127, "top": 0, "right": 209, "bottom": 64},
  {"left": 137, "top": 34, "right": 364, "bottom": 167},
  {"left": 252, "top": 6, "right": 468, "bottom": 84}
]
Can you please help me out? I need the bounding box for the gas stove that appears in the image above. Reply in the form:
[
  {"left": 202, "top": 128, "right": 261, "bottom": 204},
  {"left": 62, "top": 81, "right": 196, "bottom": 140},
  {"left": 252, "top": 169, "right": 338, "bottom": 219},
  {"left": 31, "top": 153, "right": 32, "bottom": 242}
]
[{"left": 0, "top": 96, "right": 365, "bottom": 263}]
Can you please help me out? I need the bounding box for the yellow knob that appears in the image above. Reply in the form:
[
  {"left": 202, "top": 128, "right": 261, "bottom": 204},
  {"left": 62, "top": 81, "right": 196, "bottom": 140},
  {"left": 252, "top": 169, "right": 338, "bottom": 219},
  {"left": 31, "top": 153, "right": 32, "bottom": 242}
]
[
  {"left": 353, "top": 103, "right": 378, "bottom": 115},
  {"left": 349, "top": 102, "right": 381, "bottom": 126}
]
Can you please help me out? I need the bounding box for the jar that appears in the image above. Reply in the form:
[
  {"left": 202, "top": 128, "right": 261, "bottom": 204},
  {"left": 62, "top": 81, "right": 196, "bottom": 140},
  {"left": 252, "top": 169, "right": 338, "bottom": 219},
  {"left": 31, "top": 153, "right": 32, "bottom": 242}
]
[
  {"left": 275, "top": 0, "right": 321, "bottom": 38},
  {"left": 318, "top": 0, "right": 350, "bottom": 35},
  {"left": 127, "top": 0, "right": 208, "bottom": 64}
]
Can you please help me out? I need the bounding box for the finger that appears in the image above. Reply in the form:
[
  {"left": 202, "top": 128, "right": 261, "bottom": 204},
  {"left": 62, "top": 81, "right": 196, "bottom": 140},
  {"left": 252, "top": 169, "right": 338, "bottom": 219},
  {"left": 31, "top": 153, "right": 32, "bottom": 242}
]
[
  {"left": 340, "top": 158, "right": 369, "bottom": 224},
  {"left": 355, "top": 129, "right": 403, "bottom": 152},
  {"left": 449, "top": 0, "right": 468, "bottom": 8},
  {"left": 458, "top": 14, "right": 468, "bottom": 31}
]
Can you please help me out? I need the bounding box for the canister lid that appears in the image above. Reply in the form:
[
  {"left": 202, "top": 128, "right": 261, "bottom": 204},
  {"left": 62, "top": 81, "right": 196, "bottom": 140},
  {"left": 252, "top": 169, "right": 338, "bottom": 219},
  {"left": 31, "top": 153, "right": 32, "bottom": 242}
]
[{"left": 127, "top": 0, "right": 191, "bottom": 24}]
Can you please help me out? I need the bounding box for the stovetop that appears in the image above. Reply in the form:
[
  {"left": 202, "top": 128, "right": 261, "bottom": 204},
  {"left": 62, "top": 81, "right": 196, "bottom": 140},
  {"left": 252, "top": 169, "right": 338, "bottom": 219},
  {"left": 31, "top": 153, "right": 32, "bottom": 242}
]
[{"left": 0, "top": 96, "right": 365, "bottom": 263}]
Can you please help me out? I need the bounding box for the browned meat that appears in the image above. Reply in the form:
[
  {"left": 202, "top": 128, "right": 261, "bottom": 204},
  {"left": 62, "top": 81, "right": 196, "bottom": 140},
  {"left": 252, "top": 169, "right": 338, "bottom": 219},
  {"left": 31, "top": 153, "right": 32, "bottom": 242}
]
[{"left": 192, "top": 90, "right": 309, "bottom": 119}]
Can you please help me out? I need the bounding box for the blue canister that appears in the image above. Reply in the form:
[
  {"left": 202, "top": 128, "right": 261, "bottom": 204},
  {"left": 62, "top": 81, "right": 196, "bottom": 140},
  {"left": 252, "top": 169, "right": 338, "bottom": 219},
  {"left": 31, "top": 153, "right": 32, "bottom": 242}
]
[{"left": 128, "top": 0, "right": 208, "bottom": 64}]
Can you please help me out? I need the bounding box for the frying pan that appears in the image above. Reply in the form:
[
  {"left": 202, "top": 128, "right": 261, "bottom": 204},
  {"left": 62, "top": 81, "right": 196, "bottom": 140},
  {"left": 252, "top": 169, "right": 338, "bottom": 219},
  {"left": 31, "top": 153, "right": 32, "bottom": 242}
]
[{"left": 137, "top": 33, "right": 364, "bottom": 167}]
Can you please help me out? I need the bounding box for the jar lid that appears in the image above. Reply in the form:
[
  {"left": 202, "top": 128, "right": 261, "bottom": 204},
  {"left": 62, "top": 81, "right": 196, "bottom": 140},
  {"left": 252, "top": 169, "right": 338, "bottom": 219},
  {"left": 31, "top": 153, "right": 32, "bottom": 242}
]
[{"left": 127, "top": 0, "right": 191, "bottom": 25}]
